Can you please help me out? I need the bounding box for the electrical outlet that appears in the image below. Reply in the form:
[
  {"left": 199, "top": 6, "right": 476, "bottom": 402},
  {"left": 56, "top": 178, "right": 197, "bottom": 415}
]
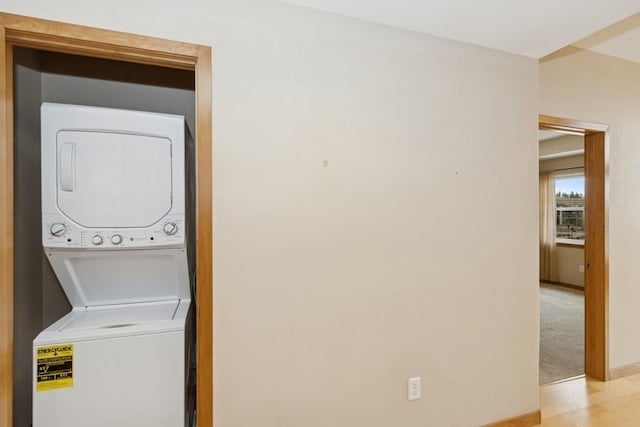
[
  {"left": 579, "top": 264, "right": 585, "bottom": 273},
  {"left": 408, "top": 377, "right": 421, "bottom": 401}
]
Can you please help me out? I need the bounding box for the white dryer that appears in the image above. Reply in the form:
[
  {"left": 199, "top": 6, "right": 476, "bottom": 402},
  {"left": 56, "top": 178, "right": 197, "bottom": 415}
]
[{"left": 33, "top": 103, "right": 194, "bottom": 427}]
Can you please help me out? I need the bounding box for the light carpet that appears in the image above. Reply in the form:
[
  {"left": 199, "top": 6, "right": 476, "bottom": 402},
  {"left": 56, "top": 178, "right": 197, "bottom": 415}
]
[{"left": 539, "top": 282, "right": 584, "bottom": 384}]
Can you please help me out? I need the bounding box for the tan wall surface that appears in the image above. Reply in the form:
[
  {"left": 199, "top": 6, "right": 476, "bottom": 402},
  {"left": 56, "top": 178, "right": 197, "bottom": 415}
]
[
  {"left": 541, "top": 48, "right": 640, "bottom": 369},
  {"left": 2, "top": 1, "right": 540, "bottom": 425},
  {"left": 555, "top": 246, "right": 585, "bottom": 287}
]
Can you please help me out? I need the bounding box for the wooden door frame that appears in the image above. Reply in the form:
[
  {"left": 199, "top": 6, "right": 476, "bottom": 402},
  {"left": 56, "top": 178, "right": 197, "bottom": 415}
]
[
  {"left": 539, "top": 114, "right": 609, "bottom": 381},
  {"left": 0, "top": 13, "right": 213, "bottom": 427}
]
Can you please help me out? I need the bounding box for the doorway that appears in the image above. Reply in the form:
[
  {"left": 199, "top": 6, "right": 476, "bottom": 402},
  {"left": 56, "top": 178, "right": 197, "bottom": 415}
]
[
  {"left": 539, "top": 115, "right": 609, "bottom": 382},
  {"left": 0, "top": 13, "right": 213, "bottom": 427},
  {"left": 538, "top": 128, "right": 585, "bottom": 384}
]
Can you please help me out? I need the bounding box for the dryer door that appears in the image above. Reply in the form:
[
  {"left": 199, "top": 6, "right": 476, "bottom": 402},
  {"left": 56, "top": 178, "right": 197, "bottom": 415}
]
[{"left": 56, "top": 130, "right": 173, "bottom": 228}]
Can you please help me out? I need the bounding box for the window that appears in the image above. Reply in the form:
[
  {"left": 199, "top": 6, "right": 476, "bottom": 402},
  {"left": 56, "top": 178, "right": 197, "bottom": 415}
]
[{"left": 555, "top": 174, "right": 584, "bottom": 244}]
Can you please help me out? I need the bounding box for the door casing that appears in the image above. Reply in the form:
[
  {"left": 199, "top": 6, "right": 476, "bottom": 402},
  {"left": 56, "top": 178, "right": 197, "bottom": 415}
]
[{"left": 539, "top": 114, "right": 609, "bottom": 381}]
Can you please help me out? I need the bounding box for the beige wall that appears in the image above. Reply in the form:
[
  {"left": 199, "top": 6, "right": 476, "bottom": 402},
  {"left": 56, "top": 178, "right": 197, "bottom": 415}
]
[
  {"left": 541, "top": 48, "right": 640, "bottom": 369},
  {"left": 2, "top": 1, "right": 540, "bottom": 425},
  {"left": 555, "top": 246, "right": 585, "bottom": 287}
]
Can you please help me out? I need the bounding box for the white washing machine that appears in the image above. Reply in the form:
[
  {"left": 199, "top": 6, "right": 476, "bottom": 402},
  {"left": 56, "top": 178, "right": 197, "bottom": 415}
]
[{"left": 33, "top": 103, "right": 194, "bottom": 427}]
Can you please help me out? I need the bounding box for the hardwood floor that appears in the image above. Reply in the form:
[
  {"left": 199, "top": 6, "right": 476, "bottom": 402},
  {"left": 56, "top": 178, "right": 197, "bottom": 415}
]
[{"left": 539, "top": 373, "right": 640, "bottom": 426}]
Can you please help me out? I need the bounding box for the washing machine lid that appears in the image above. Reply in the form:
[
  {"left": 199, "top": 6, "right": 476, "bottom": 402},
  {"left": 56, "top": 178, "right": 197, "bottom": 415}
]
[
  {"left": 56, "top": 130, "right": 173, "bottom": 228},
  {"left": 34, "top": 300, "right": 191, "bottom": 344},
  {"left": 46, "top": 248, "right": 191, "bottom": 308},
  {"left": 59, "top": 300, "right": 179, "bottom": 331}
]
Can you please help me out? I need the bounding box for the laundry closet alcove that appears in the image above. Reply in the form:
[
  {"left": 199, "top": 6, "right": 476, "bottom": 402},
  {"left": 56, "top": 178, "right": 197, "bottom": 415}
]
[{"left": 0, "top": 14, "right": 213, "bottom": 427}]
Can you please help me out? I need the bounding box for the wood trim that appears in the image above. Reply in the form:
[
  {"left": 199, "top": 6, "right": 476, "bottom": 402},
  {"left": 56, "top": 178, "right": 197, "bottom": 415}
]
[
  {"left": 584, "top": 131, "right": 608, "bottom": 381},
  {"left": 609, "top": 362, "right": 640, "bottom": 380},
  {"left": 539, "top": 114, "right": 608, "bottom": 134},
  {"left": 483, "top": 410, "right": 541, "bottom": 427},
  {"left": 0, "top": 13, "right": 213, "bottom": 427},
  {"left": 540, "top": 114, "right": 609, "bottom": 382},
  {"left": 541, "top": 280, "right": 584, "bottom": 292},
  {"left": 0, "top": 13, "right": 201, "bottom": 70},
  {"left": 0, "top": 28, "right": 15, "bottom": 427},
  {"left": 195, "top": 45, "right": 214, "bottom": 426}
]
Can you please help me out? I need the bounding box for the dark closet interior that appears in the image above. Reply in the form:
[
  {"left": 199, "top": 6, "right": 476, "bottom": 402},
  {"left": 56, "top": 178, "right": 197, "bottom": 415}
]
[{"left": 13, "top": 47, "right": 196, "bottom": 427}]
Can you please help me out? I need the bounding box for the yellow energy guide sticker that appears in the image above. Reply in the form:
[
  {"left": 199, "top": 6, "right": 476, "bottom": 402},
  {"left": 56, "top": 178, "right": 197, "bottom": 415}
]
[{"left": 36, "top": 344, "right": 74, "bottom": 392}]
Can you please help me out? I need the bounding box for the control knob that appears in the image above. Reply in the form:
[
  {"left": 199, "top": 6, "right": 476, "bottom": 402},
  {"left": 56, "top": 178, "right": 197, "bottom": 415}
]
[
  {"left": 163, "top": 222, "right": 178, "bottom": 235},
  {"left": 92, "top": 235, "right": 104, "bottom": 246},
  {"left": 49, "top": 223, "right": 67, "bottom": 237},
  {"left": 111, "top": 234, "right": 123, "bottom": 245}
]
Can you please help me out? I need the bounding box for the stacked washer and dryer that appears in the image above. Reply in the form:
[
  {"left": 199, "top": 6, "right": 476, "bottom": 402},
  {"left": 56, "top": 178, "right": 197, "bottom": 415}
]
[{"left": 33, "top": 103, "right": 196, "bottom": 427}]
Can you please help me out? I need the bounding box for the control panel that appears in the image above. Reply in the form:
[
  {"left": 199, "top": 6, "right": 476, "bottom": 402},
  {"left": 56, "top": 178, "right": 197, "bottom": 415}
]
[{"left": 42, "top": 213, "right": 186, "bottom": 249}]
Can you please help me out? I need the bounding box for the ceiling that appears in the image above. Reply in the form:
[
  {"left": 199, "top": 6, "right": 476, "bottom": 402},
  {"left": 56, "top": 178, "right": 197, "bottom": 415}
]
[
  {"left": 280, "top": 0, "right": 640, "bottom": 58},
  {"left": 573, "top": 13, "right": 640, "bottom": 64},
  {"left": 538, "top": 132, "right": 584, "bottom": 160}
]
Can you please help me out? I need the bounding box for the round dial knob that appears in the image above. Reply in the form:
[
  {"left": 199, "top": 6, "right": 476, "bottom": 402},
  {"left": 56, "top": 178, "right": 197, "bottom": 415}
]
[
  {"left": 49, "top": 223, "right": 67, "bottom": 237},
  {"left": 163, "top": 222, "right": 178, "bottom": 235},
  {"left": 92, "top": 235, "right": 104, "bottom": 246},
  {"left": 111, "top": 234, "right": 123, "bottom": 245}
]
